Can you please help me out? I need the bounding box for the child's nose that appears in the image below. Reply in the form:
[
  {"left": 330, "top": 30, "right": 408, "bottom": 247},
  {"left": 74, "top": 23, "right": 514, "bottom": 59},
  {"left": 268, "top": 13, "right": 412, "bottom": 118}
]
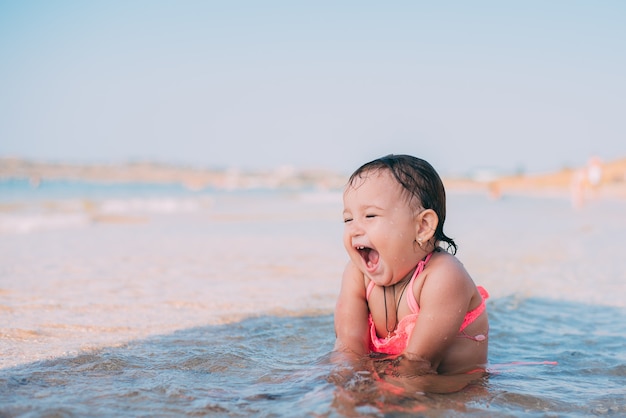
[{"left": 346, "top": 219, "right": 364, "bottom": 236}]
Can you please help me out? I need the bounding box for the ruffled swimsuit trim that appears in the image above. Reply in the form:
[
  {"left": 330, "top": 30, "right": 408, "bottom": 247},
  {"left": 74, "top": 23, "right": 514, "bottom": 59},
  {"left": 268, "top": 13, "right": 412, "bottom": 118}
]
[{"left": 366, "top": 252, "right": 489, "bottom": 355}]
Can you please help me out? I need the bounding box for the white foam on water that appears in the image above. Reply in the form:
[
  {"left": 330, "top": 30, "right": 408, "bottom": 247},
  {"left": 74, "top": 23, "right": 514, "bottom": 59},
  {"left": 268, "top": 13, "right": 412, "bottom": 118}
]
[{"left": 0, "top": 212, "right": 91, "bottom": 234}]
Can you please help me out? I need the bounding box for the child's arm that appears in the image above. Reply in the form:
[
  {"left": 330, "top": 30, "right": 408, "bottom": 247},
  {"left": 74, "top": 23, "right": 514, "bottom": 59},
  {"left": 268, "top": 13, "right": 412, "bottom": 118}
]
[
  {"left": 401, "top": 255, "right": 477, "bottom": 371},
  {"left": 333, "top": 261, "right": 370, "bottom": 358}
]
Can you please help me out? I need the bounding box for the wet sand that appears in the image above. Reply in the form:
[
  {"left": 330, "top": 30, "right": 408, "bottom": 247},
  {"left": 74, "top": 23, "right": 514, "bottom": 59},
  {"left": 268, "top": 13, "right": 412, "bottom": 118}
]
[{"left": 0, "top": 194, "right": 346, "bottom": 369}]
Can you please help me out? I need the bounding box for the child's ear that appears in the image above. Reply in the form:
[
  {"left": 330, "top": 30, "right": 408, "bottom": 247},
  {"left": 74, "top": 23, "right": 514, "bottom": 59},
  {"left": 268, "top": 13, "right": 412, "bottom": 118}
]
[{"left": 415, "top": 209, "right": 438, "bottom": 244}]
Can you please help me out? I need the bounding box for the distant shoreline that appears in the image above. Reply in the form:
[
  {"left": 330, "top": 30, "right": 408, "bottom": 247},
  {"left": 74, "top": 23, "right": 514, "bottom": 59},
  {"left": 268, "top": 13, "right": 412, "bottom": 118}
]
[
  {"left": 0, "top": 157, "right": 348, "bottom": 192},
  {"left": 1, "top": 157, "right": 625, "bottom": 200}
]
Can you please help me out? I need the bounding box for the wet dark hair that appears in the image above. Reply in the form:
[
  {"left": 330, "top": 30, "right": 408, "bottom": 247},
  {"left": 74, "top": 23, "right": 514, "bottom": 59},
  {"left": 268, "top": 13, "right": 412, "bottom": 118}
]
[{"left": 348, "top": 154, "right": 458, "bottom": 254}]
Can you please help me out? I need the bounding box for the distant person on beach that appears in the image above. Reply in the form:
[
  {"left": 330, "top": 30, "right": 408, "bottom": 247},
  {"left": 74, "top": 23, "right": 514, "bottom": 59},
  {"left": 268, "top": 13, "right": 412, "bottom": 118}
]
[
  {"left": 587, "top": 156, "right": 603, "bottom": 188},
  {"left": 570, "top": 156, "right": 604, "bottom": 209},
  {"left": 334, "top": 154, "right": 489, "bottom": 393}
]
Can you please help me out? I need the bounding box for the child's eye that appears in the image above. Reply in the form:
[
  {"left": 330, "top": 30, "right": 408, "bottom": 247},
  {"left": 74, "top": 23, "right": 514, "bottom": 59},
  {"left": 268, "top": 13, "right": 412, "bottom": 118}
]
[
  {"left": 343, "top": 218, "right": 353, "bottom": 223},
  {"left": 365, "top": 214, "right": 377, "bottom": 219}
]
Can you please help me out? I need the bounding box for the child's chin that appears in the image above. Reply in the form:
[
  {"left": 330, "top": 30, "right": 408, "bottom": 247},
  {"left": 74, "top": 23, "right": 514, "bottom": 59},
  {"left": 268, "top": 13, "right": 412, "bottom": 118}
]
[{"left": 367, "top": 270, "right": 392, "bottom": 286}]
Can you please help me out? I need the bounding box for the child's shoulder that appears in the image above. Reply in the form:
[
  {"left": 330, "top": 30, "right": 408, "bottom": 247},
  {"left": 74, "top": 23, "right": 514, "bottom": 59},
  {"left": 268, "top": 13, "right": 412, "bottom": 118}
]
[
  {"left": 429, "top": 248, "right": 462, "bottom": 265},
  {"left": 420, "top": 251, "right": 475, "bottom": 305},
  {"left": 427, "top": 250, "right": 472, "bottom": 282}
]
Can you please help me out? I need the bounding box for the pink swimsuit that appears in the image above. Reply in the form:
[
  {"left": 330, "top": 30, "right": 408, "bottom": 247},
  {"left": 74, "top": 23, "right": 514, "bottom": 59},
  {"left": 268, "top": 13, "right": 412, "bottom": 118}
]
[{"left": 366, "top": 253, "right": 489, "bottom": 355}]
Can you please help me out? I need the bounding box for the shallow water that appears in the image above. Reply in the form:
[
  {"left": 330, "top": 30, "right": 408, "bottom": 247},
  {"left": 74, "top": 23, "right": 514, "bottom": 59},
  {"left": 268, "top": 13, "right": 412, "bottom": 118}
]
[
  {"left": 3, "top": 300, "right": 626, "bottom": 417},
  {"left": 1, "top": 180, "right": 626, "bottom": 416}
]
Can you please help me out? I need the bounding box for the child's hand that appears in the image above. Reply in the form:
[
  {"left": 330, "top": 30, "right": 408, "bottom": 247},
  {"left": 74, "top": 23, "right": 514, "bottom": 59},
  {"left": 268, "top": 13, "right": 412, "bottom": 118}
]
[
  {"left": 376, "top": 355, "right": 485, "bottom": 394},
  {"left": 385, "top": 354, "right": 434, "bottom": 378}
]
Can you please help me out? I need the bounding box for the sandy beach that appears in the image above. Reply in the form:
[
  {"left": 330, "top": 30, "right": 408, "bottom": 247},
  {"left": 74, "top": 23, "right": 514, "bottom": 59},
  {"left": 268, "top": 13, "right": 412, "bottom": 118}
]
[
  {"left": 486, "top": 156, "right": 626, "bottom": 200},
  {"left": 1, "top": 185, "right": 346, "bottom": 369}
]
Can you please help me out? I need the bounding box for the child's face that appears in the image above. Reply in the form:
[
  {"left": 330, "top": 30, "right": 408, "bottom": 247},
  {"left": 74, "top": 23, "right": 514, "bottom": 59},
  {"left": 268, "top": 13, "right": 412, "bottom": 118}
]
[{"left": 343, "top": 169, "right": 422, "bottom": 286}]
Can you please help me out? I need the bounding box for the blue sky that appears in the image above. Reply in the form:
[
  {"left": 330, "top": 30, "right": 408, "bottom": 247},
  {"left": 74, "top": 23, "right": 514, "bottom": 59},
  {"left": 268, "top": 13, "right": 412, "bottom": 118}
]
[{"left": 1, "top": 1, "right": 624, "bottom": 175}]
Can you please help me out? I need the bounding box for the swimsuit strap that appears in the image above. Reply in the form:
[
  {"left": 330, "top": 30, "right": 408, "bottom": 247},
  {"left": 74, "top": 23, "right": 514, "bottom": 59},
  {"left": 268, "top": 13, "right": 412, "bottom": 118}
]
[
  {"left": 366, "top": 280, "right": 376, "bottom": 300},
  {"left": 459, "top": 286, "right": 489, "bottom": 332},
  {"left": 406, "top": 252, "right": 433, "bottom": 313}
]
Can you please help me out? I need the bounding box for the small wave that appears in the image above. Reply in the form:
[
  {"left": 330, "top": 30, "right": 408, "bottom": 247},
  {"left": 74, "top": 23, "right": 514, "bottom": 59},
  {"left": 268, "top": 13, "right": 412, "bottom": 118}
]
[
  {"left": 0, "top": 196, "right": 214, "bottom": 234},
  {"left": 0, "top": 213, "right": 90, "bottom": 234},
  {"left": 98, "top": 197, "right": 212, "bottom": 215}
]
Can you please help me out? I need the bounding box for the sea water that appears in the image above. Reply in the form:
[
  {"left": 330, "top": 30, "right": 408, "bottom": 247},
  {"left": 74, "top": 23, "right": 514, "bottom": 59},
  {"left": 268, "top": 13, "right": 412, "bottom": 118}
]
[{"left": 1, "top": 179, "right": 625, "bottom": 416}]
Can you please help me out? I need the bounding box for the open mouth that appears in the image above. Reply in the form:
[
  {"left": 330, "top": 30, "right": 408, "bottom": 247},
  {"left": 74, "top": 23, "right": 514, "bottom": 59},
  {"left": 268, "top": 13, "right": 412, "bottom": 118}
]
[{"left": 356, "top": 246, "right": 380, "bottom": 270}]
